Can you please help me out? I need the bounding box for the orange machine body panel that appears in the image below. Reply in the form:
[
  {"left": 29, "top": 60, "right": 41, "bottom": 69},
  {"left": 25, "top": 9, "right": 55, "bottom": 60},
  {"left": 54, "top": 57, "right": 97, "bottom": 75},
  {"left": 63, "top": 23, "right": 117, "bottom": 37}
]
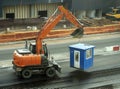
[{"left": 13, "top": 50, "right": 41, "bottom": 67}]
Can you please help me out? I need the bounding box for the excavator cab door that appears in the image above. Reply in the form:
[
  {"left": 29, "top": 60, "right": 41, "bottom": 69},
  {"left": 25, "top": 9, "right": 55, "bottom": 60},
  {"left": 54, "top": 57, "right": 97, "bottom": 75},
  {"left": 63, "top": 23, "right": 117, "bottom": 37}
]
[{"left": 42, "top": 43, "right": 48, "bottom": 58}]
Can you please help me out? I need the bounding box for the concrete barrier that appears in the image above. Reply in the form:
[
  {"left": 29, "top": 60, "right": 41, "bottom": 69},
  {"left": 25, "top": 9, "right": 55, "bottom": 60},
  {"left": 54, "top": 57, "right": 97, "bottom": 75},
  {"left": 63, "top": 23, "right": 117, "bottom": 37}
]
[
  {"left": 0, "top": 24, "right": 120, "bottom": 43},
  {"left": 113, "top": 46, "right": 120, "bottom": 51},
  {"left": 0, "top": 29, "right": 74, "bottom": 43},
  {"left": 105, "top": 45, "right": 120, "bottom": 52},
  {"left": 84, "top": 24, "right": 120, "bottom": 34}
]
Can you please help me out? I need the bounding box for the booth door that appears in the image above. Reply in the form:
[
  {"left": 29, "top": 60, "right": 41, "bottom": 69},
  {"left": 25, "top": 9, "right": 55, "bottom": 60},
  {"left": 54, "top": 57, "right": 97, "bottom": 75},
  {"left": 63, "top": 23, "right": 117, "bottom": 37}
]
[{"left": 74, "top": 50, "right": 80, "bottom": 68}]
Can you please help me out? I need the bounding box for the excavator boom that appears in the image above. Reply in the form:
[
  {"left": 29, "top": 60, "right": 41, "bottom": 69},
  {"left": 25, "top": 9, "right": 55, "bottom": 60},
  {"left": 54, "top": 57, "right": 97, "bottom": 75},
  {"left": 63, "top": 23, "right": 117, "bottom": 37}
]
[
  {"left": 36, "top": 6, "right": 83, "bottom": 54},
  {"left": 36, "top": 13, "right": 64, "bottom": 54},
  {"left": 58, "top": 6, "right": 83, "bottom": 28}
]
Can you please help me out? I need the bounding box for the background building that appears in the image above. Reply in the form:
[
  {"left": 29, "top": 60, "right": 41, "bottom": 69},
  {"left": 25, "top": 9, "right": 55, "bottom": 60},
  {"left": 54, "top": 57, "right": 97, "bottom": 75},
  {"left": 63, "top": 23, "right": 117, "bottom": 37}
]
[
  {"left": 0, "top": 0, "right": 120, "bottom": 19},
  {"left": 64, "top": 0, "right": 120, "bottom": 19},
  {"left": 0, "top": 0, "right": 119, "bottom": 30},
  {"left": 0, "top": 0, "right": 63, "bottom": 19}
]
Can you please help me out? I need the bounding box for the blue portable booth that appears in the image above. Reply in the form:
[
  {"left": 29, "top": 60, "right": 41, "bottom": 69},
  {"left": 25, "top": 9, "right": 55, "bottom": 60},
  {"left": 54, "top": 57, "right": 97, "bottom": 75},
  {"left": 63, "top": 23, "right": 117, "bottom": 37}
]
[{"left": 69, "top": 43, "right": 95, "bottom": 70}]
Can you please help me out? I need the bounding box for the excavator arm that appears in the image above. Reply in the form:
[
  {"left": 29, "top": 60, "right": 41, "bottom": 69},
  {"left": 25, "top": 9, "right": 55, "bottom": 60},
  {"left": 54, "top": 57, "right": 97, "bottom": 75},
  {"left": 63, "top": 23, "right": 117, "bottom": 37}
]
[
  {"left": 58, "top": 6, "right": 83, "bottom": 28},
  {"left": 36, "top": 6, "right": 83, "bottom": 54}
]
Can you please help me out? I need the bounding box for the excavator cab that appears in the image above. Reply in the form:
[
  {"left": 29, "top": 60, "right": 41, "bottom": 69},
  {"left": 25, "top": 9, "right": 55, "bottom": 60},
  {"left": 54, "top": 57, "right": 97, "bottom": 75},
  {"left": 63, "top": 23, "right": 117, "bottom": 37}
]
[{"left": 29, "top": 42, "right": 48, "bottom": 57}]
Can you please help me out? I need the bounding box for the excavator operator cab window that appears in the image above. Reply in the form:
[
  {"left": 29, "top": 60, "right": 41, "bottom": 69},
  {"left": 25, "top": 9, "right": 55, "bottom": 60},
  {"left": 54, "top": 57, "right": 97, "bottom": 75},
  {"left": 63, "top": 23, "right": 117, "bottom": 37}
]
[
  {"left": 29, "top": 43, "right": 36, "bottom": 54},
  {"left": 29, "top": 43, "right": 48, "bottom": 57}
]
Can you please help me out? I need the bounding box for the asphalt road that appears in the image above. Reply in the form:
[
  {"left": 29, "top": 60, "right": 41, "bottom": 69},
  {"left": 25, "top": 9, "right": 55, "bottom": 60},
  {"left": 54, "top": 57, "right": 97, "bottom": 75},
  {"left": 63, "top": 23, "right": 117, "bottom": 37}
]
[
  {"left": 0, "top": 53, "right": 120, "bottom": 89},
  {"left": 0, "top": 33, "right": 120, "bottom": 88},
  {"left": 0, "top": 34, "right": 120, "bottom": 61}
]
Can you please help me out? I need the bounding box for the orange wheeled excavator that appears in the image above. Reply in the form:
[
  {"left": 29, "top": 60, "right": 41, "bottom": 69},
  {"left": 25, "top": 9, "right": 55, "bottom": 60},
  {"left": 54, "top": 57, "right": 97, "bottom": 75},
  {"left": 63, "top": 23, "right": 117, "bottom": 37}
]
[{"left": 12, "top": 6, "right": 83, "bottom": 78}]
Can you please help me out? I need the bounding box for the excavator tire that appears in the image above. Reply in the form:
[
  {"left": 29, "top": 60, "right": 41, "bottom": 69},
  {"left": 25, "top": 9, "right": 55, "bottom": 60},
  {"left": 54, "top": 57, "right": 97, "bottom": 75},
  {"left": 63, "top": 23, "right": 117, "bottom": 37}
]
[
  {"left": 21, "top": 68, "right": 32, "bottom": 79},
  {"left": 71, "top": 28, "right": 84, "bottom": 38},
  {"left": 46, "top": 67, "right": 56, "bottom": 78}
]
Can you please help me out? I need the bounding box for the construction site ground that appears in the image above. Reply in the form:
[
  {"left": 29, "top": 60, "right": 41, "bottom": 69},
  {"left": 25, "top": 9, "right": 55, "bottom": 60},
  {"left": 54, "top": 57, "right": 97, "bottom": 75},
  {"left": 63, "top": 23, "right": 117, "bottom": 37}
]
[
  {"left": 0, "top": 32, "right": 120, "bottom": 68},
  {"left": 0, "top": 18, "right": 120, "bottom": 43}
]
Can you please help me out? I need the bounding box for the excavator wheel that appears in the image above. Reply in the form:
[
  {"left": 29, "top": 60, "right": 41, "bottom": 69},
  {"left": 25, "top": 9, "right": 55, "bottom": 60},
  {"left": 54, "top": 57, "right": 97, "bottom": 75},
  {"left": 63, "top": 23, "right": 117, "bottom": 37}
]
[
  {"left": 71, "top": 28, "right": 84, "bottom": 38},
  {"left": 21, "top": 68, "right": 32, "bottom": 79},
  {"left": 46, "top": 67, "right": 56, "bottom": 78}
]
